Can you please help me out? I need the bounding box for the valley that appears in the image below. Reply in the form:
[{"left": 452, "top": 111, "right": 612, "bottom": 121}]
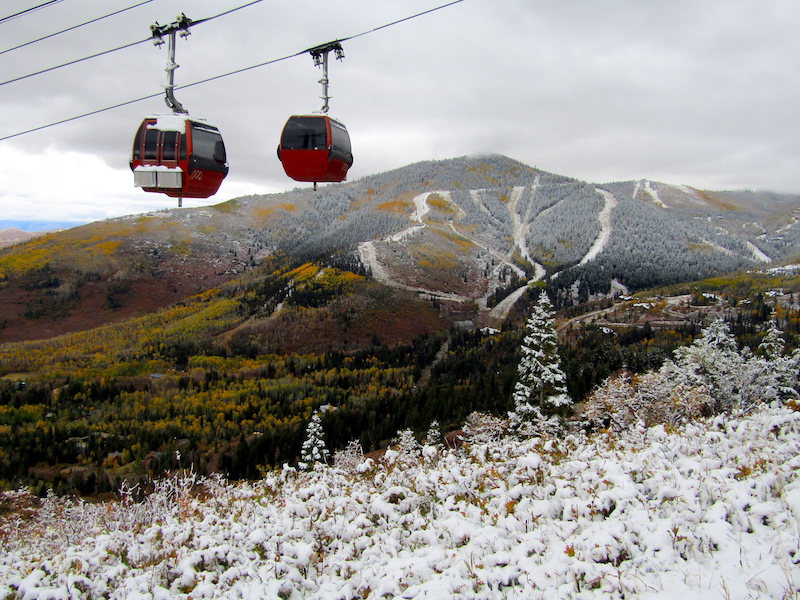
[{"left": 2, "top": 155, "right": 800, "bottom": 496}]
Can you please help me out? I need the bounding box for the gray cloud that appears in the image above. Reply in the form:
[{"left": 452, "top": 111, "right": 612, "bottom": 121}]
[{"left": 1, "top": 0, "right": 798, "bottom": 224}]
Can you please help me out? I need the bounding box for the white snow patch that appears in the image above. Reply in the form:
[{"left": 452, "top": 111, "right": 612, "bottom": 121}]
[
  {"left": 578, "top": 189, "right": 617, "bottom": 265},
  {"left": 676, "top": 184, "right": 708, "bottom": 206},
  {"left": 746, "top": 240, "right": 771, "bottom": 263},
  {"left": 634, "top": 180, "right": 667, "bottom": 208},
  {"left": 2, "top": 406, "right": 799, "bottom": 599},
  {"left": 699, "top": 238, "right": 735, "bottom": 256}
]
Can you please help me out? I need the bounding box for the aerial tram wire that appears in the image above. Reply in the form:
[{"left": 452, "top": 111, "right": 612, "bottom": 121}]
[
  {"left": 0, "top": 39, "right": 151, "bottom": 86},
  {"left": 0, "top": 0, "right": 65, "bottom": 25},
  {"left": 0, "top": 0, "right": 266, "bottom": 87},
  {"left": 0, "top": 0, "right": 467, "bottom": 146},
  {"left": 0, "top": 0, "right": 156, "bottom": 57}
]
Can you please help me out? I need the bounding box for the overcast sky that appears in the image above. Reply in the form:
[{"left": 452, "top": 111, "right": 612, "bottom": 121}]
[{"left": 0, "top": 0, "right": 798, "bottom": 229}]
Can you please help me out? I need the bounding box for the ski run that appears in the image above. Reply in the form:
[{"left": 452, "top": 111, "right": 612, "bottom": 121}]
[{"left": 2, "top": 403, "right": 799, "bottom": 599}]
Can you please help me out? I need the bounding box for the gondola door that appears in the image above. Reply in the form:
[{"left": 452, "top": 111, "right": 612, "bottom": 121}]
[{"left": 131, "top": 118, "right": 185, "bottom": 196}]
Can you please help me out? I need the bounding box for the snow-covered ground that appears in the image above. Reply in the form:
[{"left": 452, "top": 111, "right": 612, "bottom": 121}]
[
  {"left": 578, "top": 190, "right": 618, "bottom": 266},
  {"left": 358, "top": 190, "right": 536, "bottom": 307},
  {"left": 746, "top": 240, "right": 772, "bottom": 263},
  {"left": 2, "top": 404, "right": 798, "bottom": 599}
]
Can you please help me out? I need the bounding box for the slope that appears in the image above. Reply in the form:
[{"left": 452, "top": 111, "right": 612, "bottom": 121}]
[
  {"left": 2, "top": 154, "right": 800, "bottom": 343},
  {"left": 1, "top": 403, "right": 797, "bottom": 599}
]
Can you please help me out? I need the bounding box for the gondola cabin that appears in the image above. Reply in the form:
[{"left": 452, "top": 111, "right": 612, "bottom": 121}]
[
  {"left": 277, "top": 115, "right": 353, "bottom": 185},
  {"left": 130, "top": 115, "right": 228, "bottom": 199}
]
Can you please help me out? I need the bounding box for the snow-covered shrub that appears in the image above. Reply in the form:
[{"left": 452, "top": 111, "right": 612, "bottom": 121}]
[
  {"left": 462, "top": 411, "right": 508, "bottom": 444},
  {"left": 584, "top": 365, "right": 716, "bottom": 431},
  {"left": 672, "top": 318, "right": 800, "bottom": 412},
  {"left": 332, "top": 439, "right": 365, "bottom": 474},
  {"left": 582, "top": 371, "right": 637, "bottom": 431},
  {"left": 2, "top": 404, "right": 800, "bottom": 600},
  {"left": 585, "top": 319, "right": 800, "bottom": 432},
  {"left": 384, "top": 428, "right": 421, "bottom": 469}
]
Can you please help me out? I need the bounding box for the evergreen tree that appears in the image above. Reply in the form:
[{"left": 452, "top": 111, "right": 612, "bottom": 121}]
[
  {"left": 425, "top": 420, "right": 441, "bottom": 446},
  {"left": 757, "top": 319, "right": 785, "bottom": 360},
  {"left": 299, "top": 411, "right": 329, "bottom": 469},
  {"left": 672, "top": 318, "right": 743, "bottom": 410},
  {"left": 509, "top": 290, "right": 572, "bottom": 428}
]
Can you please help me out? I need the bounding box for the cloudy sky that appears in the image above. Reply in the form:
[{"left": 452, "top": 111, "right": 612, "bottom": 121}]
[{"left": 0, "top": 0, "right": 798, "bottom": 229}]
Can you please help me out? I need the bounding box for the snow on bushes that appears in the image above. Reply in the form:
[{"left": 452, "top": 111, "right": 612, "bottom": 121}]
[
  {"left": 584, "top": 318, "right": 800, "bottom": 431},
  {"left": 2, "top": 319, "right": 799, "bottom": 599},
  {"left": 2, "top": 403, "right": 799, "bottom": 599}
]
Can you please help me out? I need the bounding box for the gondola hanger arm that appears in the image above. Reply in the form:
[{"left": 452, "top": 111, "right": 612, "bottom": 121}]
[
  {"left": 305, "top": 41, "right": 344, "bottom": 114},
  {"left": 150, "top": 14, "right": 194, "bottom": 114}
]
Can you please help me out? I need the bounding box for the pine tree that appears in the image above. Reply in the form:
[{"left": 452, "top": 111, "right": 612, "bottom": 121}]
[
  {"left": 673, "top": 318, "right": 743, "bottom": 410},
  {"left": 425, "top": 420, "right": 442, "bottom": 446},
  {"left": 509, "top": 290, "right": 572, "bottom": 428},
  {"left": 299, "top": 411, "right": 329, "bottom": 469},
  {"left": 757, "top": 319, "right": 785, "bottom": 360}
]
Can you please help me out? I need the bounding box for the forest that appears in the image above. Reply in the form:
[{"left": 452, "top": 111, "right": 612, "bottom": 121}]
[
  {"left": 3, "top": 155, "right": 800, "bottom": 496},
  {"left": 2, "top": 247, "right": 799, "bottom": 496}
]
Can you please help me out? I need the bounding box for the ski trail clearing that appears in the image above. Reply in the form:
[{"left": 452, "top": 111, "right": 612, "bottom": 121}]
[{"left": 578, "top": 189, "right": 617, "bottom": 265}]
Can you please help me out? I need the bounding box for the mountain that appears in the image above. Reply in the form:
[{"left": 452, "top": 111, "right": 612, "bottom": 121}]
[
  {"left": 0, "top": 228, "right": 42, "bottom": 249},
  {"left": 2, "top": 155, "right": 800, "bottom": 499},
  {"left": 2, "top": 154, "right": 800, "bottom": 343}
]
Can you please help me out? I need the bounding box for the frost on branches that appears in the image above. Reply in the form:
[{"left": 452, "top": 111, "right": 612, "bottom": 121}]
[
  {"left": 3, "top": 405, "right": 799, "bottom": 600},
  {"left": 584, "top": 318, "right": 800, "bottom": 431},
  {"left": 299, "top": 411, "right": 329, "bottom": 470},
  {"left": 671, "top": 318, "right": 800, "bottom": 412},
  {"left": 509, "top": 291, "right": 572, "bottom": 430}
]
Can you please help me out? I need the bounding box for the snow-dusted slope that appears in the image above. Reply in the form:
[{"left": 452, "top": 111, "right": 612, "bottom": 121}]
[
  {"left": 578, "top": 189, "right": 618, "bottom": 265},
  {"left": 2, "top": 405, "right": 798, "bottom": 599}
]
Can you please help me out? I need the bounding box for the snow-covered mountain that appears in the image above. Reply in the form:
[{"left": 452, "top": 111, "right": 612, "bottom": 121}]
[{"left": 2, "top": 154, "right": 800, "bottom": 341}]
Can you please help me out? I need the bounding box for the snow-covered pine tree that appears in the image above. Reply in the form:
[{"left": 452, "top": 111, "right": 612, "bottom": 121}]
[
  {"left": 509, "top": 290, "right": 572, "bottom": 428},
  {"left": 669, "top": 317, "right": 800, "bottom": 411},
  {"left": 672, "top": 318, "right": 744, "bottom": 411},
  {"left": 757, "top": 318, "right": 785, "bottom": 361},
  {"left": 751, "top": 318, "right": 800, "bottom": 404},
  {"left": 299, "top": 411, "right": 329, "bottom": 469},
  {"left": 425, "top": 420, "right": 442, "bottom": 446}
]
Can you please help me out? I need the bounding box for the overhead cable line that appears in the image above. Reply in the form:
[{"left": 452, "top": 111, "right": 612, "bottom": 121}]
[
  {"left": 0, "top": 0, "right": 266, "bottom": 87},
  {"left": 0, "top": 0, "right": 65, "bottom": 25},
  {"left": 340, "top": 0, "right": 465, "bottom": 43},
  {"left": 0, "top": 51, "right": 303, "bottom": 141},
  {"left": 1, "top": 38, "right": 151, "bottom": 86},
  {"left": 0, "top": 0, "right": 155, "bottom": 56},
  {"left": 0, "top": 0, "right": 467, "bottom": 142}
]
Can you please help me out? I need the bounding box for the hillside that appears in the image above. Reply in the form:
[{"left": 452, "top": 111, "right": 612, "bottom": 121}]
[
  {"left": 2, "top": 153, "right": 800, "bottom": 495},
  {"left": 2, "top": 155, "right": 800, "bottom": 598},
  {"left": 1, "top": 403, "right": 798, "bottom": 599},
  {"left": 1, "top": 253, "right": 799, "bottom": 495},
  {"left": 0, "top": 228, "right": 41, "bottom": 249},
  {"left": 2, "top": 154, "right": 800, "bottom": 343}
]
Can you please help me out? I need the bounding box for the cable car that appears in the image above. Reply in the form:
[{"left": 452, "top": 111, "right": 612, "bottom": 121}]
[
  {"left": 277, "top": 115, "right": 353, "bottom": 187},
  {"left": 130, "top": 114, "right": 228, "bottom": 201}
]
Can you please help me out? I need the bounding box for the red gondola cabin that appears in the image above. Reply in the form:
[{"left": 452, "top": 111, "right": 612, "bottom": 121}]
[
  {"left": 130, "top": 115, "right": 228, "bottom": 199},
  {"left": 277, "top": 115, "right": 353, "bottom": 185}
]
